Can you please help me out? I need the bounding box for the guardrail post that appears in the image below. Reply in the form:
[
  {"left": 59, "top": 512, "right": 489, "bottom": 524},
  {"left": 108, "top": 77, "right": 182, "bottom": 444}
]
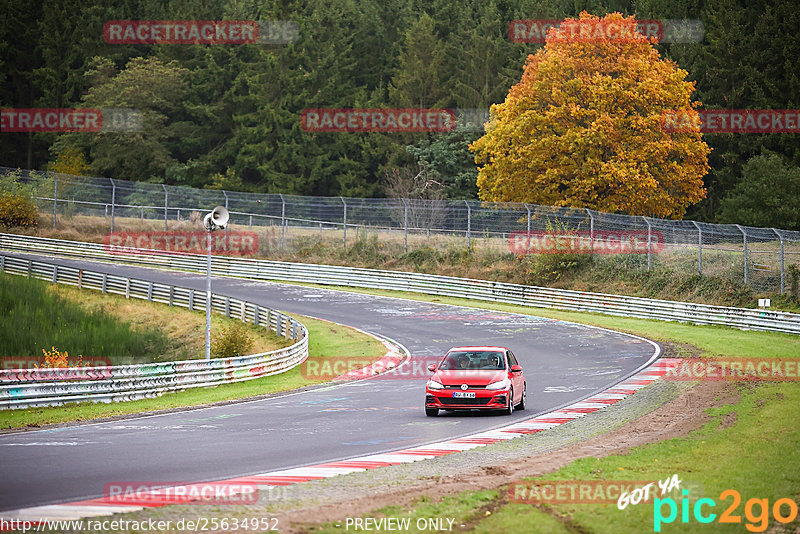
[
  {"left": 102, "top": 273, "right": 108, "bottom": 293},
  {"left": 691, "top": 221, "right": 703, "bottom": 276},
  {"left": 27, "top": 260, "right": 31, "bottom": 278},
  {"left": 643, "top": 217, "right": 652, "bottom": 270},
  {"left": 341, "top": 197, "right": 347, "bottom": 249},
  {"left": 736, "top": 224, "right": 748, "bottom": 285},
  {"left": 241, "top": 301, "right": 246, "bottom": 321},
  {"left": 188, "top": 289, "right": 194, "bottom": 310},
  {"left": 52, "top": 264, "right": 58, "bottom": 283},
  {"left": 78, "top": 269, "right": 83, "bottom": 288},
  {"left": 53, "top": 174, "right": 58, "bottom": 228},
  {"left": 773, "top": 228, "right": 784, "bottom": 293},
  {"left": 0, "top": 256, "right": 4, "bottom": 272},
  {"left": 253, "top": 305, "right": 259, "bottom": 326},
  {"left": 162, "top": 184, "right": 168, "bottom": 231},
  {"left": 109, "top": 178, "right": 116, "bottom": 232},
  {"left": 465, "top": 200, "right": 472, "bottom": 251},
  {"left": 279, "top": 193, "right": 286, "bottom": 250},
  {"left": 225, "top": 296, "right": 230, "bottom": 317},
  {"left": 168, "top": 285, "right": 174, "bottom": 306},
  {"left": 402, "top": 198, "right": 409, "bottom": 252},
  {"left": 147, "top": 281, "right": 153, "bottom": 301},
  {"left": 126, "top": 278, "right": 131, "bottom": 299}
]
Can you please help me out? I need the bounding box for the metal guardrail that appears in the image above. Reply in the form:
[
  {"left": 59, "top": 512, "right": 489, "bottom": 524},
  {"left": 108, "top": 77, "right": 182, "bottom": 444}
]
[
  {"left": 2, "top": 233, "right": 799, "bottom": 336},
  {"left": 0, "top": 253, "right": 308, "bottom": 410}
]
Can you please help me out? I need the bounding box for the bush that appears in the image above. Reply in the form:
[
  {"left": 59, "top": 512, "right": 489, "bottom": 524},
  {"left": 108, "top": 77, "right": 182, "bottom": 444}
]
[
  {"left": 0, "top": 192, "right": 38, "bottom": 228},
  {"left": 211, "top": 321, "right": 254, "bottom": 358}
]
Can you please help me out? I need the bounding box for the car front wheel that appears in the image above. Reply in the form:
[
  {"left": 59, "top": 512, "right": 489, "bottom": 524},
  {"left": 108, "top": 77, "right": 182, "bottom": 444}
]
[
  {"left": 504, "top": 388, "right": 514, "bottom": 415},
  {"left": 517, "top": 383, "right": 526, "bottom": 411}
]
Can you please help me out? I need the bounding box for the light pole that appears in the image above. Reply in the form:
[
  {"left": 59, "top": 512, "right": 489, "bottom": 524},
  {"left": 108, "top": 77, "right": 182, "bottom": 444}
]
[{"left": 203, "top": 206, "right": 229, "bottom": 360}]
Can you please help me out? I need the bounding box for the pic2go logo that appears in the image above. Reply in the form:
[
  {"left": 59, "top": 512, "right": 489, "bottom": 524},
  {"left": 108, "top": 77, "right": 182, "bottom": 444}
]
[{"left": 653, "top": 489, "right": 798, "bottom": 532}]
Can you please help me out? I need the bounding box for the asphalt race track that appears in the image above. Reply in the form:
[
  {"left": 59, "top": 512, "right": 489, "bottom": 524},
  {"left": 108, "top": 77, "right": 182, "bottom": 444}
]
[{"left": 0, "top": 253, "right": 659, "bottom": 511}]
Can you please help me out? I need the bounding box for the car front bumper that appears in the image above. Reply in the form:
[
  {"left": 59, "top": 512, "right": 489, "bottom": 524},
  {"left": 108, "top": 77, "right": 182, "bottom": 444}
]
[{"left": 425, "top": 388, "right": 509, "bottom": 410}]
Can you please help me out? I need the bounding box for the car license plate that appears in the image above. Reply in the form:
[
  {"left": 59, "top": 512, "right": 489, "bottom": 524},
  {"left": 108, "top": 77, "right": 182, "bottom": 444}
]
[{"left": 453, "top": 391, "right": 476, "bottom": 398}]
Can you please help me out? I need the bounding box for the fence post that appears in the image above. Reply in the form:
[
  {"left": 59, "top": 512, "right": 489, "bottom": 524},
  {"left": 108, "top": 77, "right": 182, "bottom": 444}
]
[
  {"left": 402, "top": 198, "right": 409, "bottom": 253},
  {"left": 341, "top": 197, "right": 348, "bottom": 249},
  {"left": 525, "top": 203, "right": 532, "bottom": 238},
  {"left": 53, "top": 174, "right": 58, "bottom": 228},
  {"left": 692, "top": 221, "right": 703, "bottom": 276},
  {"left": 735, "top": 224, "right": 748, "bottom": 285},
  {"left": 222, "top": 190, "right": 229, "bottom": 238},
  {"left": 773, "top": 228, "right": 784, "bottom": 294},
  {"left": 465, "top": 200, "right": 471, "bottom": 251},
  {"left": 279, "top": 193, "right": 286, "bottom": 250},
  {"left": 585, "top": 208, "right": 594, "bottom": 255},
  {"left": 162, "top": 184, "right": 168, "bottom": 231},
  {"left": 110, "top": 178, "right": 116, "bottom": 232},
  {"left": 643, "top": 216, "right": 652, "bottom": 270}
]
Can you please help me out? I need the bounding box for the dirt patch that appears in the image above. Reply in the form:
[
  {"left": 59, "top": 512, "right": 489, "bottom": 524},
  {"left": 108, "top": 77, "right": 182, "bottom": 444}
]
[{"left": 278, "top": 380, "right": 738, "bottom": 533}]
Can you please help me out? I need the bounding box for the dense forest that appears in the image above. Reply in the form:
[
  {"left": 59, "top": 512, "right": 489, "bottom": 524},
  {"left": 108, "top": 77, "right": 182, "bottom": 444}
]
[{"left": 1, "top": 0, "right": 798, "bottom": 226}]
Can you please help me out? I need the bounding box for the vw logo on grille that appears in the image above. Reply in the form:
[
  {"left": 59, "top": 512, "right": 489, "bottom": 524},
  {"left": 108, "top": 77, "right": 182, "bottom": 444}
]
[{"left": 460, "top": 384, "right": 468, "bottom": 390}]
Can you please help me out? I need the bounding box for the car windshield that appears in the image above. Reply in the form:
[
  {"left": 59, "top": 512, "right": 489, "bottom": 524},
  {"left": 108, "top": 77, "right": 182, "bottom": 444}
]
[{"left": 439, "top": 351, "right": 505, "bottom": 371}]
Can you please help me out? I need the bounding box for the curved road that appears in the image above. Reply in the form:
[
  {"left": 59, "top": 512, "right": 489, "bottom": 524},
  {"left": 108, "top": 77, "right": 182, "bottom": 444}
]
[{"left": 0, "top": 253, "right": 658, "bottom": 511}]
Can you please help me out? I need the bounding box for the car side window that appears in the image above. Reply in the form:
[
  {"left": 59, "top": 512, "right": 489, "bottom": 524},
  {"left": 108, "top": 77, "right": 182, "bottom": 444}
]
[{"left": 507, "top": 351, "right": 518, "bottom": 367}]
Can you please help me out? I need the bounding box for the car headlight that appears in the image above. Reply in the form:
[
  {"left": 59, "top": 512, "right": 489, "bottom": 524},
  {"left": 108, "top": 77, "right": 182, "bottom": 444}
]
[
  {"left": 486, "top": 378, "right": 510, "bottom": 390},
  {"left": 427, "top": 379, "right": 445, "bottom": 390}
]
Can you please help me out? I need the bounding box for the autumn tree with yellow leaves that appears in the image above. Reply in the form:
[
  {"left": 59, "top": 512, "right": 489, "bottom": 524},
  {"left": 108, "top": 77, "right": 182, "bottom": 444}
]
[{"left": 470, "top": 12, "right": 710, "bottom": 218}]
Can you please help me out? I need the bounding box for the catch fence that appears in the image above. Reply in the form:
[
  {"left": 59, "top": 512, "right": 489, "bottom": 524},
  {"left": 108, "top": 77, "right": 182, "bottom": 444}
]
[{"left": 4, "top": 167, "right": 799, "bottom": 295}]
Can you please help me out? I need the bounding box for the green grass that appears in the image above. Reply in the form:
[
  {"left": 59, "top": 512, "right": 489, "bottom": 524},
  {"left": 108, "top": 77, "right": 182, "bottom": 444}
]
[
  {"left": 300, "top": 284, "right": 800, "bottom": 534},
  {"left": 0, "top": 310, "right": 387, "bottom": 430},
  {"left": 0, "top": 272, "right": 172, "bottom": 362}
]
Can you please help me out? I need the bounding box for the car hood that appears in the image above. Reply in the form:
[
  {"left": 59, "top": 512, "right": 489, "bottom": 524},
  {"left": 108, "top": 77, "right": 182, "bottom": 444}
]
[{"left": 432, "top": 370, "right": 506, "bottom": 386}]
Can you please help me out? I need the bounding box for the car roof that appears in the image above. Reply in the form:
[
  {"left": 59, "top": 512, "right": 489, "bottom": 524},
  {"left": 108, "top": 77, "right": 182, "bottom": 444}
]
[{"left": 446, "top": 346, "right": 508, "bottom": 352}]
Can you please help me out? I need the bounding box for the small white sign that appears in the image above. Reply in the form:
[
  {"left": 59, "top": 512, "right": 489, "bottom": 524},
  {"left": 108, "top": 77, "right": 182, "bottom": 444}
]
[{"left": 758, "top": 298, "right": 771, "bottom": 308}]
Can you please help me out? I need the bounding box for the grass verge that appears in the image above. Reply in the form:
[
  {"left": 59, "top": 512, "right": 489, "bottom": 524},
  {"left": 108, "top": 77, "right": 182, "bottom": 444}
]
[
  {"left": 0, "top": 272, "right": 290, "bottom": 363},
  {"left": 0, "top": 287, "right": 387, "bottom": 430}
]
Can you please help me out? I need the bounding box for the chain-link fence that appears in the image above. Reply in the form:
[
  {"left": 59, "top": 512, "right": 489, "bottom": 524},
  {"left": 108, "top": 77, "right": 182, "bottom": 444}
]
[{"left": 4, "top": 167, "right": 799, "bottom": 295}]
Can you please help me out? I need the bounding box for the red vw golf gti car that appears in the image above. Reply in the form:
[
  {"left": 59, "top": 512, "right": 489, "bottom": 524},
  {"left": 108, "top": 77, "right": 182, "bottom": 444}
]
[{"left": 425, "top": 346, "right": 526, "bottom": 416}]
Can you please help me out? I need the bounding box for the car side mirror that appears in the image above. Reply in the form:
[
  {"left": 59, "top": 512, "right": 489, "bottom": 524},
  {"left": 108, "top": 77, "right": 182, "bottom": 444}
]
[
  {"left": 510, "top": 365, "right": 522, "bottom": 373},
  {"left": 427, "top": 363, "right": 437, "bottom": 372}
]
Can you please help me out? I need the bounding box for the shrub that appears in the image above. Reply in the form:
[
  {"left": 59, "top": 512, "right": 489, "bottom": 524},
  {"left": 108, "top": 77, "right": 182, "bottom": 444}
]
[
  {"left": 38, "top": 346, "right": 82, "bottom": 368},
  {"left": 211, "top": 321, "right": 254, "bottom": 358},
  {"left": 0, "top": 192, "right": 38, "bottom": 228}
]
